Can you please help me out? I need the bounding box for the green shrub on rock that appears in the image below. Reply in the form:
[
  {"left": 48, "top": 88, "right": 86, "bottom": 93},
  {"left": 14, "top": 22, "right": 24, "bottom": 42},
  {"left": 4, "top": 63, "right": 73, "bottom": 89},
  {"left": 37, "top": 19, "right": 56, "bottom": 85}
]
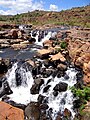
[{"left": 60, "top": 41, "right": 67, "bottom": 49}]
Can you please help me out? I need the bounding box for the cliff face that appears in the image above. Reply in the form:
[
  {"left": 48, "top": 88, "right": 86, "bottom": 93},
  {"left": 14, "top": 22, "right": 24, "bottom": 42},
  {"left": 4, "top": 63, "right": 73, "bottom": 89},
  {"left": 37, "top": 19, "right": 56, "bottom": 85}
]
[{"left": 0, "top": 5, "right": 90, "bottom": 27}]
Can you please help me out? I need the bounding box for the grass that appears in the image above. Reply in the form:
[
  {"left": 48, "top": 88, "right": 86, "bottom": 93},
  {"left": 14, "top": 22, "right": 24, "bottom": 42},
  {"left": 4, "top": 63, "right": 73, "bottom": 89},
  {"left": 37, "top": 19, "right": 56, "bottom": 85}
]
[{"left": 0, "top": 5, "right": 90, "bottom": 28}]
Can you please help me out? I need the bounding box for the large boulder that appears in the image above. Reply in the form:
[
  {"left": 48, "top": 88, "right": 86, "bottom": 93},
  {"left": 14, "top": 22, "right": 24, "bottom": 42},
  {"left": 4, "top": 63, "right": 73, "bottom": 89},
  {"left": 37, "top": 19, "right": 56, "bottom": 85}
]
[
  {"left": 30, "top": 78, "right": 44, "bottom": 94},
  {"left": 49, "top": 52, "right": 66, "bottom": 62},
  {"left": 0, "top": 101, "right": 24, "bottom": 120},
  {"left": 37, "top": 48, "right": 54, "bottom": 58},
  {"left": 43, "top": 40, "right": 53, "bottom": 48},
  {"left": 68, "top": 38, "right": 90, "bottom": 85},
  {"left": 25, "top": 102, "right": 40, "bottom": 120},
  {"left": 53, "top": 82, "right": 68, "bottom": 92}
]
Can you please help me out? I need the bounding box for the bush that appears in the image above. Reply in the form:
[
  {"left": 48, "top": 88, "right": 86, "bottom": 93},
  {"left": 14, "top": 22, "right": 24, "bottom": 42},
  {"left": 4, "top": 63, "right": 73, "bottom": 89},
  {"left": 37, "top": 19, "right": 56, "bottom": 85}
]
[
  {"left": 71, "top": 86, "right": 90, "bottom": 114},
  {"left": 60, "top": 41, "right": 67, "bottom": 49}
]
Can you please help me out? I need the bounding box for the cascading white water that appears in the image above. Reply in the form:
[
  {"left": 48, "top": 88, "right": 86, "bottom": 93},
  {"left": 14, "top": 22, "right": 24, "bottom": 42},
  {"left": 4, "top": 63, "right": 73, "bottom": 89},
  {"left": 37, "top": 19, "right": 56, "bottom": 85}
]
[
  {"left": 31, "top": 31, "right": 57, "bottom": 46},
  {"left": 2, "top": 62, "right": 77, "bottom": 119},
  {"left": 39, "top": 68, "right": 77, "bottom": 120},
  {"left": 6, "top": 63, "right": 38, "bottom": 104}
]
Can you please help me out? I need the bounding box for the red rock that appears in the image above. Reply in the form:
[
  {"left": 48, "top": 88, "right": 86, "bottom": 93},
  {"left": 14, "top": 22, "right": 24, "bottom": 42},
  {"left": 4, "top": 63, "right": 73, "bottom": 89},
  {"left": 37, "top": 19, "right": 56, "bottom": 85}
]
[
  {"left": 43, "top": 40, "right": 53, "bottom": 48},
  {"left": 37, "top": 48, "right": 54, "bottom": 58},
  {"left": 10, "top": 29, "right": 18, "bottom": 39},
  {"left": 49, "top": 52, "right": 66, "bottom": 62},
  {"left": 0, "top": 101, "right": 24, "bottom": 120}
]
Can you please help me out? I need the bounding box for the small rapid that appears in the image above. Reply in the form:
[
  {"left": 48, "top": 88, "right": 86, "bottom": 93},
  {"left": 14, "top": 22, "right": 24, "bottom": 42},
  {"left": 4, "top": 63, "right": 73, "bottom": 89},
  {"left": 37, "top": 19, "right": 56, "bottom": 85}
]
[{"left": 1, "top": 61, "right": 78, "bottom": 119}]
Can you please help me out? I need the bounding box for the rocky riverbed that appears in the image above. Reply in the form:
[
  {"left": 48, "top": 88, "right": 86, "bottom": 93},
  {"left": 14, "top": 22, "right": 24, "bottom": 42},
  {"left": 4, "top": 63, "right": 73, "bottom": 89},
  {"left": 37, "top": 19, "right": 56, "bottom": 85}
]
[{"left": 0, "top": 25, "right": 90, "bottom": 120}]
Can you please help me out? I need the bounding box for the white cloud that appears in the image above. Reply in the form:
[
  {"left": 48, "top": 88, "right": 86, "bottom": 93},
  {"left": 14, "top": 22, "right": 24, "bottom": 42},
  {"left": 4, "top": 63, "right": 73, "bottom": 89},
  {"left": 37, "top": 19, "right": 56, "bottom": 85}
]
[
  {"left": 50, "top": 4, "right": 58, "bottom": 11},
  {"left": 0, "top": 0, "right": 44, "bottom": 15}
]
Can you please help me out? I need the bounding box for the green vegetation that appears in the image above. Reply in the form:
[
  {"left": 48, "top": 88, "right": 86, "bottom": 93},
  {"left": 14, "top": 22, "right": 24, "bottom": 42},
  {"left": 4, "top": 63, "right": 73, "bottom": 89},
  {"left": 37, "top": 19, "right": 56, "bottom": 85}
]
[
  {"left": 71, "top": 86, "right": 90, "bottom": 114},
  {"left": 60, "top": 41, "right": 67, "bottom": 49},
  {"left": 0, "top": 5, "right": 90, "bottom": 27}
]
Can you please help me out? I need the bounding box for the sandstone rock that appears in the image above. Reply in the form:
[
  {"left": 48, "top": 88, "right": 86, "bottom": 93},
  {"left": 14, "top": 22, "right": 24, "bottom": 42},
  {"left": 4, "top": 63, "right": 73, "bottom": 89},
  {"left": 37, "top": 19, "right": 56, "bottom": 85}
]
[
  {"left": 0, "top": 101, "right": 24, "bottom": 120},
  {"left": 0, "top": 44, "right": 10, "bottom": 49},
  {"left": 37, "top": 48, "right": 54, "bottom": 58},
  {"left": 68, "top": 38, "right": 90, "bottom": 85},
  {"left": 0, "top": 39, "right": 9, "bottom": 44},
  {"left": 9, "top": 29, "right": 18, "bottom": 39},
  {"left": 8, "top": 39, "right": 24, "bottom": 44},
  {"left": 49, "top": 52, "right": 66, "bottom": 62},
  {"left": 26, "top": 59, "right": 35, "bottom": 67},
  {"left": 11, "top": 43, "right": 27, "bottom": 50},
  {"left": 18, "top": 30, "right": 23, "bottom": 38},
  {"left": 20, "top": 41, "right": 30, "bottom": 45},
  {"left": 43, "top": 40, "right": 53, "bottom": 48}
]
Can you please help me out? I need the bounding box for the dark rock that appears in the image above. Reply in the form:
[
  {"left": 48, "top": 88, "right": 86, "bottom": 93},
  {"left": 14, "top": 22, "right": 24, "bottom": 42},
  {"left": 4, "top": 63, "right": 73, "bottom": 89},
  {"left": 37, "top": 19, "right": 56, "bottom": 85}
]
[
  {"left": 2, "top": 96, "right": 26, "bottom": 110},
  {"left": 34, "top": 78, "right": 44, "bottom": 85},
  {"left": 43, "top": 85, "right": 51, "bottom": 93},
  {"left": 0, "top": 59, "right": 8, "bottom": 74},
  {"left": 15, "top": 69, "right": 22, "bottom": 86},
  {"left": 30, "top": 84, "right": 40, "bottom": 94},
  {"left": 64, "top": 74, "right": 69, "bottom": 80},
  {"left": 57, "top": 71, "right": 65, "bottom": 78},
  {"left": 52, "top": 69, "right": 58, "bottom": 78},
  {"left": 0, "top": 81, "right": 2, "bottom": 87},
  {"left": 56, "top": 115, "right": 62, "bottom": 120},
  {"left": 0, "top": 81, "right": 13, "bottom": 98},
  {"left": 46, "top": 78, "right": 52, "bottom": 85},
  {"left": 40, "top": 103, "right": 49, "bottom": 110},
  {"left": 8, "top": 101, "right": 26, "bottom": 110},
  {"left": 53, "top": 91, "right": 58, "bottom": 96},
  {"left": 63, "top": 108, "right": 71, "bottom": 118},
  {"left": 25, "top": 102, "right": 40, "bottom": 120},
  {"left": 28, "top": 37, "right": 36, "bottom": 43},
  {"left": 3, "top": 81, "right": 13, "bottom": 95},
  {"left": 30, "top": 79, "right": 44, "bottom": 94},
  {"left": 60, "top": 98, "right": 66, "bottom": 105},
  {"left": 73, "top": 99, "right": 81, "bottom": 108},
  {"left": 32, "top": 61, "right": 42, "bottom": 76},
  {"left": 53, "top": 82, "right": 68, "bottom": 92},
  {"left": 57, "top": 63, "right": 67, "bottom": 71},
  {"left": 43, "top": 60, "right": 50, "bottom": 68},
  {"left": 46, "top": 108, "right": 53, "bottom": 120},
  {"left": 38, "top": 94, "right": 45, "bottom": 104}
]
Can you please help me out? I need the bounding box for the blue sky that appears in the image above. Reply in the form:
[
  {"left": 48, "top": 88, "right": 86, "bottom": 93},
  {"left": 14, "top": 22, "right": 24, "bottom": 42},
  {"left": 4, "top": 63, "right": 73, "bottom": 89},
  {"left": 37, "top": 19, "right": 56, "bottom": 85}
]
[{"left": 0, "top": 0, "right": 89, "bottom": 15}]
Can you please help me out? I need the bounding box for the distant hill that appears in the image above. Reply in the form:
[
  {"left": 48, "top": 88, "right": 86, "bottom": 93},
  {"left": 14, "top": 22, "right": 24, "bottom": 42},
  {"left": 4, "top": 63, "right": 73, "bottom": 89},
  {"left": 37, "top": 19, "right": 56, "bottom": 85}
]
[{"left": 0, "top": 5, "right": 90, "bottom": 27}]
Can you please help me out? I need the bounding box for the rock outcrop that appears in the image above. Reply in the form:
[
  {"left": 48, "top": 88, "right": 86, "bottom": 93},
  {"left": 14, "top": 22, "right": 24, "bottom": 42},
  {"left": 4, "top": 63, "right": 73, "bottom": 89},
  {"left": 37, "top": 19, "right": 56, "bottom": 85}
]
[
  {"left": 67, "top": 28, "right": 90, "bottom": 85},
  {"left": 0, "top": 101, "right": 24, "bottom": 120}
]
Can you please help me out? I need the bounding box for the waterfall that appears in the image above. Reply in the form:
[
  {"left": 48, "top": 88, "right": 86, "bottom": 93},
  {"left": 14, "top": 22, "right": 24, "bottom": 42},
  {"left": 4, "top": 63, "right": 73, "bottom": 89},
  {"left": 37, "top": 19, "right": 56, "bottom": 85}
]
[
  {"left": 31, "top": 30, "right": 57, "bottom": 46},
  {"left": 5, "top": 63, "right": 38, "bottom": 104},
  {"left": 39, "top": 68, "right": 77, "bottom": 119},
  {"left": 0, "top": 62, "right": 77, "bottom": 119}
]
